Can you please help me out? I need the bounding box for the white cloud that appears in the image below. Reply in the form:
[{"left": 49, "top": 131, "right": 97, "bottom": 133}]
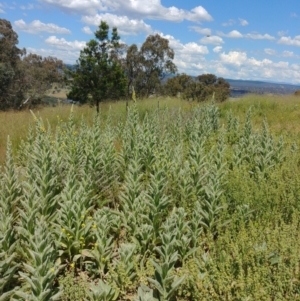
[
  {"left": 220, "top": 51, "right": 282, "bottom": 70},
  {"left": 264, "top": 48, "right": 297, "bottom": 58},
  {"left": 0, "top": 3, "right": 5, "bottom": 13},
  {"left": 161, "top": 33, "right": 209, "bottom": 55},
  {"left": 26, "top": 46, "right": 80, "bottom": 64},
  {"left": 278, "top": 35, "right": 300, "bottom": 47},
  {"left": 82, "top": 26, "right": 93, "bottom": 35},
  {"left": 222, "top": 18, "right": 249, "bottom": 27},
  {"left": 191, "top": 63, "right": 205, "bottom": 70},
  {"left": 82, "top": 13, "right": 152, "bottom": 35},
  {"left": 200, "top": 35, "right": 224, "bottom": 45},
  {"left": 282, "top": 50, "right": 294, "bottom": 57},
  {"left": 278, "top": 30, "right": 288, "bottom": 37},
  {"left": 245, "top": 33, "right": 275, "bottom": 40},
  {"left": 213, "top": 46, "right": 222, "bottom": 53},
  {"left": 182, "top": 42, "right": 209, "bottom": 55},
  {"left": 38, "top": 0, "right": 108, "bottom": 15},
  {"left": 158, "top": 33, "right": 209, "bottom": 74},
  {"left": 219, "top": 30, "right": 243, "bottom": 38},
  {"left": 219, "top": 31, "right": 275, "bottom": 40},
  {"left": 264, "top": 48, "right": 276, "bottom": 55},
  {"left": 20, "top": 4, "right": 35, "bottom": 10},
  {"left": 220, "top": 51, "right": 247, "bottom": 67},
  {"left": 239, "top": 18, "right": 248, "bottom": 26},
  {"left": 187, "top": 6, "right": 213, "bottom": 22},
  {"left": 272, "top": 61, "right": 289, "bottom": 68},
  {"left": 291, "top": 64, "right": 300, "bottom": 71},
  {"left": 189, "top": 26, "right": 211, "bottom": 36},
  {"left": 222, "top": 19, "right": 235, "bottom": 26},
  {"left": 39, "top": 0, "right": 213, "bottom": 23},
  {"left": 45, "top": 36, "right": 86, "bottom": 50},
  {"left": 216, "top": 50, "right": 300, "bottom": 83},
  {"left": 291, "top": 12, "right": 298, "bottom": 18},
  {"left": 14, "top": 19, "right": 71, "bottom": 34}
]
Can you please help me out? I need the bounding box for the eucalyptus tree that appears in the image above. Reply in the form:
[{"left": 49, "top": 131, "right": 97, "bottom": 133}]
[
  {"left": 67, "top": 21, "right": 127, "bottom": 112},
  {"left": 125, "top": 34, "right": 177, "bottom": 98},
  {"left": 20, "top": 53, "right": 64, "bottom": 107},
  {"left": 163, "top": 72, "right": 231, "bottom": 102},
  {"left": 163, "top": 73, "right": 193, "bottom": 97},
  {"left": 0, "top": 19, "right": 25, "bottom": 109}
]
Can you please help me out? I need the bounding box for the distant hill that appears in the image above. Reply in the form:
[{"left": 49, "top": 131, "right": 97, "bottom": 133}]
[
  {"left": 163, "top": 74, "right": 300, "bottom": 97},
  {"left": 226, "top": 79, "right": 300, "bottom": 97},
  {"left": 64, "top": 67, "right": 300, "bottom": 97}
]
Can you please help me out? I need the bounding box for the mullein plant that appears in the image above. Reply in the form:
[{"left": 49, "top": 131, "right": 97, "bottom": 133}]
[
  {"left": 148, "top": 248, "right": 185, "bottom": 300},
  {"left": 85, "top": 279, "right": 119, "bottom": 301},
  {"left": 167, "top": 207, "right": 197, "bottom": 264},
  {"left": 198, "top": 143, "right": 228, "bottom": 236},
  {"left": 85, "top": 114, "right": 120, "bottom": 204},
  {"left": 0, "top": 213, "right": 19, "bottom": 300},
  {"left": 84, "top": 211, "right": 114, "bottom": 279},
  {"left": 1, "top": 100, "right": 298, "bottom": 299},
  {"left": 109, "top": 243, "right": 138, "bottom": 297},
  {"left": 119, "top": 156, "right": 147, "bottom": 238},
  {"left": 14, "top": 218, "right": 62, "bottom": 301},
  {"left": 0, "top": 139, "right": 21, "bottom": 298},
  {"left": 52, "top": 171, "right": 94, "bottom": 267}
]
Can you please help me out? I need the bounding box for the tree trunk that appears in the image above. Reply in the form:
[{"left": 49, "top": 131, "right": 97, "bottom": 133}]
[{"left": 96, "top": 100, "right": 99, "bottom": 114}]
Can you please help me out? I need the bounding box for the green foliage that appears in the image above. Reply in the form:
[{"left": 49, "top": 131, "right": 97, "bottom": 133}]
[
  {"left": 163, "top": 73, "right": 193, "bottom": 97},
  {"left": 0, "top": 19, "right": 64, "bottom": 110},
  {"left": 86, "top": 279, "right": 119, "bottom": 301},
  {"left": 20, "top": 54, "right": 63, "bottom": 107},
  {"left": 0, "top": 19, "right": 25, "bottom": 109},
  {"left": 1, "top": 100, "right": 300, "bottom": 300},
  {"left": 58, "top": 270, "right": 89, "bottom": 301},
  {"left": 67, "top": 21, "right": 127, "bottom": 112},
  {"left": 148, "top": 250, "right": 185, "bottom": 301},
  {"left": 14, "top": 218, "right": 62, "bottom": 300},
  {"left": 125, "top": 34, "right": 177, "bottom": 98},
  {"left": 164, "top": 73, "right": 230, "bottom": 102}
]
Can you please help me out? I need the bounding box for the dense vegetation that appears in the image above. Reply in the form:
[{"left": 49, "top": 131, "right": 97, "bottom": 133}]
[
  {"left": 1, "top": 96, "right": 300, "bottom": 300},
  {"left": 163, "top": 73, "right": 230, "bottom": 102}
]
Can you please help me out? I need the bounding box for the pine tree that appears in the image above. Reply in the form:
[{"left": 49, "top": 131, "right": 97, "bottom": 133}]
[{"left": 67, "top": 21, "right": 127, "bottom": 112}]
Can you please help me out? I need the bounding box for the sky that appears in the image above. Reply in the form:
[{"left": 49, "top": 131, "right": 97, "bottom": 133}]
[{"left": 1, "top": 0, "right": 300, "bottom": 84}]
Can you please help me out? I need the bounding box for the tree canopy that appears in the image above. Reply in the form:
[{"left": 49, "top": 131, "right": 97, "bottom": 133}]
[
  {"left": 164, "top": 73, "right": 230, "bottom": 102},
  {"left": 124, "top": 34, "right": 177, "bottom": 98},
  {"left": 67, "top": 21, "right": 127, "bottom": 113},
  {"left": 21, "top": 53, "right": 63, "bottom": 107},
  {"left": 0, "top": 19, "right": 24, "bottom": 109},
  {"left": 0, "top": 18, "right": 64, "bottom": 110}
]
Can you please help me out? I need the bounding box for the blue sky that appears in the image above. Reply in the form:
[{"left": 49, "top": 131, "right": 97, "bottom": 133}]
[{"left": 1, "top": 0, "right": 300, "bottom": 84}]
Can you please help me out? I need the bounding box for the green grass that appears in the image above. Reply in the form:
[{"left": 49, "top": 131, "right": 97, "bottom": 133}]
[
  {"left": 219, "top": 94, "right": 300, "bottom": 136},
  {"left": 1, "top": 94, "right": 299, "bottom": 165},
  {"left": 0, "top": 97, "right": 192, "bottom": 165},
  {"left": 2, "top": 93, "right": 300, "bottom": 299}
]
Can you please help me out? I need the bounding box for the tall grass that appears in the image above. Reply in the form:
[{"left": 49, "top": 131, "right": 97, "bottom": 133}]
[
  {"left": 1, "top": 94, "right": 300, "bottom": 165},
  {"left": 219, "top": 94, "right": 300, "bottom": 136},
  {"left": 0, "top": 97, "right": 189, "bottom": 165}
]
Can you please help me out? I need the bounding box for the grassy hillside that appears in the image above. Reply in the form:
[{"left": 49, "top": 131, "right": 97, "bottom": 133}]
[
  {"left": 0, "top": 97, "right": 190, "bottom": 165},
  {"left": 1, "top": 94, "right": 300, "bottom": 165},
  {"left": 1, "top": 94, "right": 300, "bottom": 300}
]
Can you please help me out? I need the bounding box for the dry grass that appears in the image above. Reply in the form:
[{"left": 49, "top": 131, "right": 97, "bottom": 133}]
[
  {"left": 219, "top": 94, "right": 300, "bottom": 137},
  {"left": 0, "top": 105, "right": 93, "bottom": 165},
  {"left": 1, "top": 94, "right": 300, "bottom": 165},
  {"left": 0, "top": 97, "right": 187, "bottom": 165}
]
